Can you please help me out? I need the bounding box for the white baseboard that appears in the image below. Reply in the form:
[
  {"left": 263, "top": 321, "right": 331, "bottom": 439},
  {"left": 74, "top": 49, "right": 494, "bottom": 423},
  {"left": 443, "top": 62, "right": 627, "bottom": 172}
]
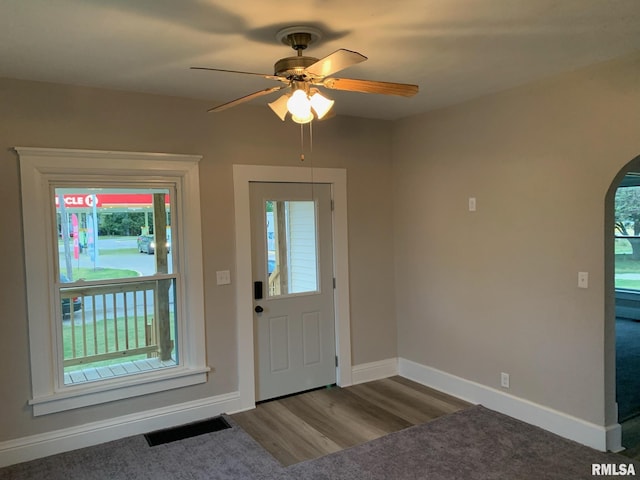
[
  {"left": 607, "top": 423, "right": 624, "bottom": 453},
  {"left": 351, "top": 358, "right": 398, "bottom": 385},
  {"left": 2, "top": 359, "right": 623, "bottom": 468},
  {"left": 398, "top": 357, "right": 620, "bottom": 452},
  {"left": 0, "top": 391, "right": 241, "bottom": 468}
]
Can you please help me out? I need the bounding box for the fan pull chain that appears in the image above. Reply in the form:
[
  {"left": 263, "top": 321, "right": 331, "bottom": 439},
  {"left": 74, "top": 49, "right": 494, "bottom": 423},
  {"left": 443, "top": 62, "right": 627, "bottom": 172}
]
[
  {"left": 309, "top": 121, "right": 314, "bottom": 191},
  {"left": 299, "top": 122, "right": 313, "bottom": 159},
  {"left": 298, "top": 122, "right": 315, "bottom": 199},
  {"left": 300, "top": 122, "right": 305, "bottom": 162}
]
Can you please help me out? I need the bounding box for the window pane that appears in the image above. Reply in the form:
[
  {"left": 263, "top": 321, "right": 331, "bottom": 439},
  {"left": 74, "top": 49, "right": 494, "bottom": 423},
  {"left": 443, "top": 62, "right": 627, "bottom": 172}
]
[
  {"left": 55, "top": 187, "right": 177, "bottom": 384},
  {"left": 615, "top": 186, "right": 640, "bottom": 290},
  {"left": 266, "top": 199, "right": 318, "bottom": 297},
  {"left": 55, "top": 188, "right": 173, "bottom": 281}
]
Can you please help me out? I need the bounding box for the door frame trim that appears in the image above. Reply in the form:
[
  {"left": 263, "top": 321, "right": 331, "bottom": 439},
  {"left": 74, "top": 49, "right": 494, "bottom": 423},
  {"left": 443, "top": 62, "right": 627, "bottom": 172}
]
[{"left": 233, "top": 165, "right": 352, "bottom": 410}]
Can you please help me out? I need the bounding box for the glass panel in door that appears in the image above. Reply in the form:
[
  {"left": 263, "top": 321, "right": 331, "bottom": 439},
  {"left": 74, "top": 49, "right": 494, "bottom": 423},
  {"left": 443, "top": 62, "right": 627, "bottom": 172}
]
[{"left": 266, "top": 200, "right": 319, "bottom": 297}]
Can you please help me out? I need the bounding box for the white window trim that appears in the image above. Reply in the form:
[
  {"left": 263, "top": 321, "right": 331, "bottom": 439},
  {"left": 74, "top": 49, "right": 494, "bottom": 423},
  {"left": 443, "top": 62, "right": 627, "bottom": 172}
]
[{"left": 17, "top": 147, "right": 209, "bottom": 416}]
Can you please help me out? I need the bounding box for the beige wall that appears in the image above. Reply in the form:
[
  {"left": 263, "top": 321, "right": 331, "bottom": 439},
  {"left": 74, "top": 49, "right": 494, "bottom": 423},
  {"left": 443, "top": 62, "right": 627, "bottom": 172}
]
[
  {"left": 392, "top": 52, "right": 640, "bottom": 425},
  {"left": 2, "top": 50, "right": 638, "bottom": 445},
  {"left": 0, "top": 77, "right": 397, "bottom": 441}
]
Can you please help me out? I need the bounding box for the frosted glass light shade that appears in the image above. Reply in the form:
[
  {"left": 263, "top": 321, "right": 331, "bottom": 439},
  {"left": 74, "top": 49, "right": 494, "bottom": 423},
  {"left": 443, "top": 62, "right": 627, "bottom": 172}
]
[
  {"left": 310, "top": 92, "right": 334, "bottom": 119},
  {"left": 291, "top": 112, "right": 314, "bottom": 124},
  {"left": 287, "top": 90, "right": 312, "bottom": 119},
  {"left": 268, "top": 94, "right": 289, "bottom": 121}
]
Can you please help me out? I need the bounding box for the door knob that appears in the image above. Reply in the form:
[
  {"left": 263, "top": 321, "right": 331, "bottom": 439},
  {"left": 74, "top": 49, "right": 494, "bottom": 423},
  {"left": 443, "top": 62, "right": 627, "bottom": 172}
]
[{"left": 255, "top": 305, "right": 264, "bottom": 313}]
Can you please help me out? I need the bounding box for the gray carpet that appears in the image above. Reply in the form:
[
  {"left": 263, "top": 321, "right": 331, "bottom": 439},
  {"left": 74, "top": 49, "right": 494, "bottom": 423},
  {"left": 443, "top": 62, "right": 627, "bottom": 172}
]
[
  {"left": 1, "top": 405, "right": 638, "bottom": 480},
  {"left": 0, "top": 415, "right": 288, "bottom": 480},
  {"left": 289, "top": 405, "right": 638, "bottom": 480}
]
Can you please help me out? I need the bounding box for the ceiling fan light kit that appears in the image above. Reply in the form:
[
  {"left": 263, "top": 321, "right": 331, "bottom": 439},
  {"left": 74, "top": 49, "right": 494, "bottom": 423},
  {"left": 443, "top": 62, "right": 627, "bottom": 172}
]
[
  {"left": 192, "top": 26, "right": 418, "bottom": 123},
  {"left": 269, "top": 81, "right": 334, "bottom": 124}
]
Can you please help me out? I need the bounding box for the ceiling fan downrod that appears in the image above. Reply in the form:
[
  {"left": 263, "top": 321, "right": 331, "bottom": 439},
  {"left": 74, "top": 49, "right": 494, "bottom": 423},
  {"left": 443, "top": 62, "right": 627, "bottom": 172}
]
[{"left": 287, "top": 32, "right": 311, "bottom": 55}]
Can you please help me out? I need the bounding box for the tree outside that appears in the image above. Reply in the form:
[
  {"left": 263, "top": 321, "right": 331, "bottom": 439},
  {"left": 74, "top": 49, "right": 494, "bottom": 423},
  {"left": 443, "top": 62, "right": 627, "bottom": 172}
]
[
  {"left": 99, "top": 211, "right": 151, "bottom": 237},
  {"left": 616, "top": 186, "right": 640, "bottom": 260},
  {"left": 615, "top": 186, "right": 640, "bottom": 289}
]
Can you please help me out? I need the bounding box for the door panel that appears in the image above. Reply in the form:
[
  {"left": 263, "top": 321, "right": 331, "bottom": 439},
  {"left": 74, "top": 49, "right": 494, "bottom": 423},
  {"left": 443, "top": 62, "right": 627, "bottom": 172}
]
[
  {"left": 250, "top": 182, "right": 336, "bottom": 401},
  {"left": 303, "top": 312, "right": 321, "bottom": 366},
  {"left": 268, "top": 316, "right": 290, "bottom": 372}
]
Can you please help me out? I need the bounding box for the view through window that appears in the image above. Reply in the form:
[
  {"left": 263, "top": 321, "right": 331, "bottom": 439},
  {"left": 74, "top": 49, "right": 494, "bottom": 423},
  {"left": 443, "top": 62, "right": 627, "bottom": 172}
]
[
  {"left": 56, "top": 187, "right": 178, "bottom": 385},
  {"left": 615, "top": 185, "right": 640, "bottom": 290}
]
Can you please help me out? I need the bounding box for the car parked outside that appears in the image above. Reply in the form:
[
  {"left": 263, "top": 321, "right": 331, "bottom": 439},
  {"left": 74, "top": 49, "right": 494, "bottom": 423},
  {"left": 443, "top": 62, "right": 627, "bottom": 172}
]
[
  {"left": 60, "top": 274, "right": 82, "bottom": 315},
  {"left": 137, "top": 235, "right": 171, "bottom": 255}
]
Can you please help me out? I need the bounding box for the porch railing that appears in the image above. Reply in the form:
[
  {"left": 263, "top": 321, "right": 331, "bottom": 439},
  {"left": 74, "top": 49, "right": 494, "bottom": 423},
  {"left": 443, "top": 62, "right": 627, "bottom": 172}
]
[
  {"left": 268, "top": 266, "right": 281, "bottom": 296},
  {"left": 60, "top": 279, "right": 172, "bottom": 368}
]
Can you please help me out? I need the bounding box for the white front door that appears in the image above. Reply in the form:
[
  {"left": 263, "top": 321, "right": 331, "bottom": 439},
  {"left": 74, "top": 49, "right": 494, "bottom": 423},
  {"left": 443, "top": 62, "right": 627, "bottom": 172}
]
[{"left": 250, "top": 182, "right": 336, "bottom": 401}]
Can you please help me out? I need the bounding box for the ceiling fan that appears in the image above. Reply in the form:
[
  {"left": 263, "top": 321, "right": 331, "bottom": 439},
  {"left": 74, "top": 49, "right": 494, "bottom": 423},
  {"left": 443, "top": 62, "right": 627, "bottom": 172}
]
[{"left": 191, "top": 26, "right": 419, "bottom": 123}]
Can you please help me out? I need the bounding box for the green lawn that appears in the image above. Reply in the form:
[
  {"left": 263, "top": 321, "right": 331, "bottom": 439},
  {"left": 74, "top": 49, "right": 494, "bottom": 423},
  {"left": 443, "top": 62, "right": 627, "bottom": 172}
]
[
  {"left": 68, "top": 267, "right": 139, "bottom": 281},
  {"left": 98, "top": 247, "right": 138, "bottom": 256},
  {"left": 615, "top": 253, "right": 640, "bottom": 290},
  {"left": 58, "top": 236, "right": 139, "bottom": 256},
  {"left": 615, "top": 228, "right": 640, "bottom": 290},
  {"left": 615, "top": 238, "right": 633, "bottom": 255},
  {"left": 615, "top": 279, "right": 640, "bottom": 289}
]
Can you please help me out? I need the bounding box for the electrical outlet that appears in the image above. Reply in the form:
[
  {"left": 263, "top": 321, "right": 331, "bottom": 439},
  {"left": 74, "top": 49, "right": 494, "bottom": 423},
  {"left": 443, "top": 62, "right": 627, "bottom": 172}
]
[
  {"left": 468, "top": 197, "right": 477, "bottom": 212},
  {"left": 501, "top": 372, "right": 510, "bottom": 389},
  {"left": 578, "top": 271, "right": 589, "bottom": 289}
]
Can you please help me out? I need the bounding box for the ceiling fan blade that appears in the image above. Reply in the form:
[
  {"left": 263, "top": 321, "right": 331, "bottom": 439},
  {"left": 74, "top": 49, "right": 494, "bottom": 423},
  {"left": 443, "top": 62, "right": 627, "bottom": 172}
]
[
  {"left": 322, "top": 77, "right": 419, "bottom": 97},
  {"left": 305, "top": 49, "right": 367, "bottom": 78},
  {"left": 191, "top": 67, "right": 285, "bottom": 82},
  {"left": 208, "top": 86, "right": 287, "bottom": 113}
]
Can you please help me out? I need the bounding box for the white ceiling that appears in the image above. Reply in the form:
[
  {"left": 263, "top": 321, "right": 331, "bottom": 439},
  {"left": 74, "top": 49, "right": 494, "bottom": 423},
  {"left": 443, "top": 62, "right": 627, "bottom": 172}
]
[{"left": 0, "top": 0, "right": 638, "bottom": 120}]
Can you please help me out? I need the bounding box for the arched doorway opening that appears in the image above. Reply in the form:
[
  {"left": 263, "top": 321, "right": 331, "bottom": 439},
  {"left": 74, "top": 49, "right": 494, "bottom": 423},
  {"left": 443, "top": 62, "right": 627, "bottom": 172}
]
[{"left": 606, "top": 154, "right": 640, "bottom": 454}]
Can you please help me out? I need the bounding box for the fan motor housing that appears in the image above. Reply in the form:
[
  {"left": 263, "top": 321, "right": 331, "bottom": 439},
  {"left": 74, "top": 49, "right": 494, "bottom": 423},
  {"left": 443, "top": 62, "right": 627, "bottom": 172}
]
[{"left": 274, "top": 56, "right": 319, "bottom": 79}]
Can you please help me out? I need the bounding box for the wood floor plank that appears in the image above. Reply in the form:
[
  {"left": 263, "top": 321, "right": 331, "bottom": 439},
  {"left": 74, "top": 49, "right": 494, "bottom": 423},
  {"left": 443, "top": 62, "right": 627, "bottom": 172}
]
[
  {"left": 347, "top": 377, "right": 470, "bottom": 424},
  {"left": 232, "top": 399, "right": 342, "bottom": 466},
  {"left": 231, "top": 377, "right": 470, "bottom": 467},
  {"left": 389, "top": 376, "right": 472, "bottom": 409},
  {"left": 347, "top": 381, "right": 439, "bottom": 425},
  {"left": 280, "top": 386, "right": 412, "bottom": 447}
]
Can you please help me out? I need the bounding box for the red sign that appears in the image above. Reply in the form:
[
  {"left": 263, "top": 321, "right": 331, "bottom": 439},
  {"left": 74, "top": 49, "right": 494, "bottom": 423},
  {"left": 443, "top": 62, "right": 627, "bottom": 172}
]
[
  {"left": 55, "top": 194, "right": 100, "bottom": 208},
  {"left": 55, "top": 194, "right": 170, "bottom": 209}
]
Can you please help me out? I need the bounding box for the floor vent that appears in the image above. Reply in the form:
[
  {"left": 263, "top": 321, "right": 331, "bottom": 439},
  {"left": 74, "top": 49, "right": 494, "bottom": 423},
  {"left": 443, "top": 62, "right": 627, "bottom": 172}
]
[{"left": 144, "top": 416, "right": 232, "bottom": 446}]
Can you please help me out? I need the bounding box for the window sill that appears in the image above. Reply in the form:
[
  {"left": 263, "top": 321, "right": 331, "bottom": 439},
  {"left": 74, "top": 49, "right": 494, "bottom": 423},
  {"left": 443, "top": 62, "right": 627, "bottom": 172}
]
[{"left": 29, "top": 366, "right": 211, "bottom": 416}]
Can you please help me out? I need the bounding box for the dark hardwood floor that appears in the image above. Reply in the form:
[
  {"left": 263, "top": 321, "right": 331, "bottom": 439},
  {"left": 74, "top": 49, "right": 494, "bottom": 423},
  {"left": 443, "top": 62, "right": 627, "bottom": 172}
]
[{"left": 231, "top": 376, "right": 471, "bottom": 466}]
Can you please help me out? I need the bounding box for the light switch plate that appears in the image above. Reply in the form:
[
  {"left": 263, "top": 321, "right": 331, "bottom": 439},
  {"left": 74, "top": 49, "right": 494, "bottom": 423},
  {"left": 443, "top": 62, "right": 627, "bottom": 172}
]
[{"left": 216, "top": 270, "right": 231, "bottom": 285}]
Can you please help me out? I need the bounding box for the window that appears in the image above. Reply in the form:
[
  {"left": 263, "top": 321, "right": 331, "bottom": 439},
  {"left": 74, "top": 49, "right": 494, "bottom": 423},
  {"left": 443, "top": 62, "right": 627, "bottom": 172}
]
[
  {"left": 615, "top": 182, "right": 640, "bottom": 290},
  {"left": 56, "top": 187, "right": 176, "bottom": 385},
  {"left": 18, "top": 147, "right": 208, "bottom": 415}
]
